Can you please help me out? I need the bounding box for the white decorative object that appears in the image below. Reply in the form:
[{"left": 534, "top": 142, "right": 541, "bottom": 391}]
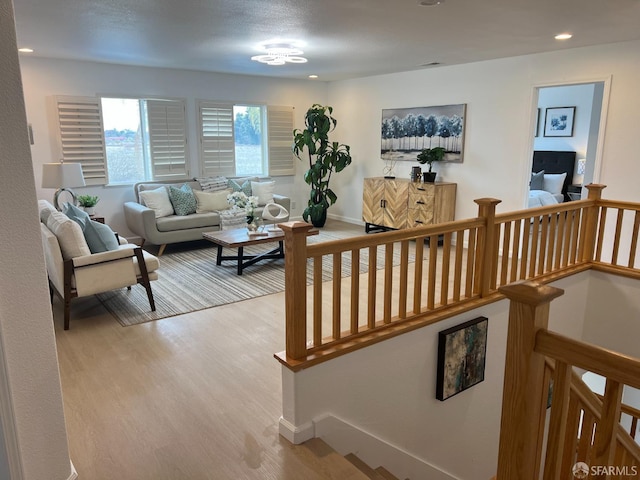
[{"left": 261, "top": 202, "right": 289, "bottom": 231}]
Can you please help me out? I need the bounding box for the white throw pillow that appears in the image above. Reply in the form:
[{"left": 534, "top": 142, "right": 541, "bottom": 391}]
[
  {"left": 193, "top": 188, "right": 232, "bottom": 213},
  {"left": 251, "top": 181, "right": 275, "bottom": 205},
  {"left": 139, "top": 187, "right": 174, "bottom": 218},
  {"left": 46, "top": 211, "right": 91, "bottom": 260},
  {"left": 543, "top": 173, "right": 567, "bottom": 195}
]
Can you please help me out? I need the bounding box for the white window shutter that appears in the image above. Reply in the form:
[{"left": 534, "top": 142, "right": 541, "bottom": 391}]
[
  {"left": 147, "top": 99, "right": 189, "bottom": 180},
  {"left": 198, "top": 102, "right": 235, "bottom": 177},
  {"left": 55, "top": 96, "right": 107, "bottom": 185},
  {"left": 267, "top": 105, "right": 295, "bottom": 176}
]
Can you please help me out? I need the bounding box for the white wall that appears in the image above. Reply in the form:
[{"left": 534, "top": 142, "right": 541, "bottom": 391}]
[
  {"left": 282, "top": 273, "right": 590, "bottom": 479},
  {"left": 19, "top": 57, "right": 328, "bottom": 237},
  {"left": 326, "top": 40, "right": 640, "bottom": 224},
  {"left": 0, "top": 1, "right": 74, "bottom": 478},
  {"left": 534, "top": 83, "right": 594, "bottom": 155},
  {"left": 582, "top": 271, "right": 640, "bottom": 358}
]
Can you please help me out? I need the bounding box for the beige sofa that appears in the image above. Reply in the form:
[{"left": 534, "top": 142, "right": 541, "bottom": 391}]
[
  {"left": 123, "top": 177, "right": 290, "bottom": 255},
  {"left": 39, "top": 200, "right": 160, "bottom": 330}
]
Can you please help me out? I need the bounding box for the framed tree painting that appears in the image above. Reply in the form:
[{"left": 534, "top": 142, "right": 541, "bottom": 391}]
[
  {"left": 436, "top": 316, "right": 488, "bottom": 401},
  {"left": 544, "top": 106, "right": 576, "bottom": 137},
  {"left": 381, "top": 104, "right": 466, "bottom": 163}
]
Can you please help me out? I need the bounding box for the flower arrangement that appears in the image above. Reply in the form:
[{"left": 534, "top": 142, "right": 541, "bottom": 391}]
[{"left": 227, "top": 191, "right": 259, "bottom": 224}]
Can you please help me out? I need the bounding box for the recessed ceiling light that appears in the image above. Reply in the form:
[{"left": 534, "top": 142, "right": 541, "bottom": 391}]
[
  {"left": 308, "top": 75, "right": 318, "bottom": 79},
  {"left": 555, "top": 33, "right": 572, "bottom": 40},
  {"left": 18, "top": 48, "right": 34, "bottom": 53},
  {"left": 419, "top": 0, "right": 444, "bottom": 6}
]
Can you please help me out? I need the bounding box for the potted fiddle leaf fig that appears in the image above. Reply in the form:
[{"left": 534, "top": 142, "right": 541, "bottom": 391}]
[
  {"left": 416, "top": 146, "right": 445, "bottom": 182},
  {"left": 293, "top": 104, "right": 352, "bottom": 227}
]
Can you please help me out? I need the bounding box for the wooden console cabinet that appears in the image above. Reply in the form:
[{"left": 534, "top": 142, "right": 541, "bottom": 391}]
[{"left": 362, "top": 177, "right": 456, "bottom": 232}]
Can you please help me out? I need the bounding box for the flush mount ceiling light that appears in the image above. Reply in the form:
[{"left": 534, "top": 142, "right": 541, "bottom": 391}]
[
  {"left": 18, "top": 47, "right": 34, "bottom": 53},
  {"left": 555, "top": 33, "right": 573, "bottom": 40},
  {"left": 251, "top": 42, "right": 308, "bottom": 66},
  {"left": 419, "top": 0, "right": 444, "bottom": 6}
]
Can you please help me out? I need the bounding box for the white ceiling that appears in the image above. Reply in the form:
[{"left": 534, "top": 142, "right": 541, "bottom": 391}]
[{"left": 12, "top": 0, "right": 640, "bottom": 81}]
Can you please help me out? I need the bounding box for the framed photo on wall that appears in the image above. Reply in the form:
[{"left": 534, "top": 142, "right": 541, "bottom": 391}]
[
  {"left": 436, "top": 316, "right": 488, "bottom": 401},
  {"left": 544, "top": 106, "right": 576, "bottom": 137},
  {"left": 381, "top": 104, "right": 466, "bottom": 163}
]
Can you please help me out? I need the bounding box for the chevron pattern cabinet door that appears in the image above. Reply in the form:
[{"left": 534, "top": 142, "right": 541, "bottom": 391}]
[
  {"left": 362, "top": 178, "right": 455, "bottom": 230},
  {"left": 384, "top": 180, "right": 409, "bottom": 229},
  {"left": 362, "top": 177, "right": 385, "bottom": 226}
]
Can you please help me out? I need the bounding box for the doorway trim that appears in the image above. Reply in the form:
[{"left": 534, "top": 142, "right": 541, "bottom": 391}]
[{"left": 525, "top": 75, "right": 612, "bottom": 205}]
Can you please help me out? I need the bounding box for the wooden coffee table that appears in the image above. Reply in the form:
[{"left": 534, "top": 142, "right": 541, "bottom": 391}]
[{"left": 203, "top": 227, "right": 318, "bottom": 275}]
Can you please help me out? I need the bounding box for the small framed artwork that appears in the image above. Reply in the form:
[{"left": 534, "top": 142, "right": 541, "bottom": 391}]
[
  {"left": 544, "top": 106, "right": 576, "bottom": 137},
  {"left": 535, "top": 108, "right": 540, "bottom": 137},
  {"left": 436, "top": 316, "right": 488, "bottom": 401}
]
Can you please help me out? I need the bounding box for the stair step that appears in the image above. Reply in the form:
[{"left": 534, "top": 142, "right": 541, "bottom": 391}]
[
  {"left": 300, "top": 438, "right": 370, "bottom": 479},
  {"left": 345, "top": 453, "right": 387, "bottom": 480},
  {"left": 375, "top": 466, "right": 400, "bottom": 480}
]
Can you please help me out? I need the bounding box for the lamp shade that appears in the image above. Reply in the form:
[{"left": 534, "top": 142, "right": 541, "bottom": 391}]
[{"left": 42, "top": 162, "right": 86, "bottom": 188}]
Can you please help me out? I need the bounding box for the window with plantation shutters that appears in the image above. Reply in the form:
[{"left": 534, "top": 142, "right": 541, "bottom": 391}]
[
  {"left": 198, "top": 102, "right": 235, "bottom": 177},
  {"left": 55, "top": 96, "right": 107, "bottom": 185},
  {"left": 267, "top": 106, "right": 295, "bottom": 176},
  {"left": 147, "top": 100, "right": 189, "bottom": 180}
]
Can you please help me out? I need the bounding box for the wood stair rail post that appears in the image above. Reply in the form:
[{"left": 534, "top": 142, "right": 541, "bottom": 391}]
[
  {"left": 580, "top": 184, "right": 606, "bottom": 262},
  {"left": 496, "top": 281, "right": 564, "bottom": 480},
  {"left": 280, "top": 221, "right": 314, "bottom": 360},
  {"left": 474, "top": 198, "right": 502, "bottom": 297}
]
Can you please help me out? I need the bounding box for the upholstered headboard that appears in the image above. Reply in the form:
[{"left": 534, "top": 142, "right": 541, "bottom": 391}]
[{"left": 532, "top": 150, "right": 576, "bottom": 201}]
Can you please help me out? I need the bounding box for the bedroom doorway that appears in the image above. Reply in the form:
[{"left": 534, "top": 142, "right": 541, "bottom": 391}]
[{"left": 528, "top": 79, "right": 610, "bottom": 205}]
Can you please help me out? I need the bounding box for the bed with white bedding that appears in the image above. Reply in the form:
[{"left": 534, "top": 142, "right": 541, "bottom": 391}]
[
  {"left": 528, "top": 150, "right": 576, "bottom": 208},
  {"left": 528, "top": 189, "right": 564, "bottom": 208}
]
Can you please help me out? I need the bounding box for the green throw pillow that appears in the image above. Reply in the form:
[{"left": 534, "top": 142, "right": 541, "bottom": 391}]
[
  {"left": 63, "top": 202, "right": 91, "bottom": 226},
  {"left": 228, "top": 179, "right": 252, "bottom": 197},
  {"left": 168, "top": 184, "right": 197, "bottom": 216},
  {"left": 63, "top": 203, "right": 119, "bottom": 253},
  {"left": 84, "top": 220, "right": 119, "bottom": 253}
]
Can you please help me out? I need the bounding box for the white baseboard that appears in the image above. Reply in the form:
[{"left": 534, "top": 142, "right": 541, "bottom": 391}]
[
  {"left": 278, "top": 416, "right": 315, "bottom": 444},
  {"left": 68, "top": 460, "right": 78, "bottom": 480},
  {"left": 314, "top": 414, "right": 459, "bottom": 480},
  {"left": 327, "top": 213, "right": 364, "bottom": 226}
]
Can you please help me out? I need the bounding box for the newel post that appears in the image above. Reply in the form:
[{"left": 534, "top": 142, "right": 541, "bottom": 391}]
[
  {"left": 280, "top": 221, "right": 313, "bottom": 360},
  {"left": 580, "top": 184, "right": 606, "bottom": 262},
  {"left": 496, "top": 281, "right": 564, "bottom": 480},
  {"left": 475, "top": 198, "right": 502, "bottom": 297}
]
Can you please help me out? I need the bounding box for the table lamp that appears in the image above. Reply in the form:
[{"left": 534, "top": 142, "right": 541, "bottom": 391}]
[{"left": 42, "top": 161, "right": 86, "bottom": 210}]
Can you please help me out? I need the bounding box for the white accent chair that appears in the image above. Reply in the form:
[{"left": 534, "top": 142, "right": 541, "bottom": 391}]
[{"left": 38, "top": 200, "right": 160, "bottom": 330}]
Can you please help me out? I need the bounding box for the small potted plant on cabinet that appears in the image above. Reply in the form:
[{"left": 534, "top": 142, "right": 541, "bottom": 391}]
[
  {"left": 77, "top": 194, "right": 99, "bottom": 215},
  {"left": 416, "top": 147, "right": 445, "bottom": 182}
]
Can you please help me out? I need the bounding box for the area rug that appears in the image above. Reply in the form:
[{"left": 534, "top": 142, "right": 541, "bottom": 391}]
[{"left": 97, "top": 225, "right": 415, "bottom": 326}]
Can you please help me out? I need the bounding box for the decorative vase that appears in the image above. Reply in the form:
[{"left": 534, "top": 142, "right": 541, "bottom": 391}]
[
  {"left": 310, "top": 206, "right": 328, "bottom": 228},
  {"left": 423, "top": 171, "right": 437, "bottom": 183},
  {"left": 83, "top": 206, "right": 96, "bottom": 216},
  {"left": 411, "top": 166, "right": 422, "bottom": 182}
]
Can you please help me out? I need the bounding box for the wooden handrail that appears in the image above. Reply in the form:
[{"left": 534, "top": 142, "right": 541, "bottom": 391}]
[
  {"left": 279, "top": 183, "right": 640, "bottom": 370},
  {"left": 496, "top": 280, "right": 640, "bottom": 479},
  {"left": 535, "top": 330, "right": 640, "bottom": 390}
]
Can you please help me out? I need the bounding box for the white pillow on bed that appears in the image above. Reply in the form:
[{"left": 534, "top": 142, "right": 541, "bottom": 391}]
[{"left": 543, "top": 173, "right": 567, "bottom": 195}]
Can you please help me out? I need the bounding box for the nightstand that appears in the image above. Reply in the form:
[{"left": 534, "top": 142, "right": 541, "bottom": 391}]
[
  {"left": 90, "top": 216, "right": 105, "bottom": 224},
  {"left": 567, "top": 184, "right": 582, "bottom": 201}
]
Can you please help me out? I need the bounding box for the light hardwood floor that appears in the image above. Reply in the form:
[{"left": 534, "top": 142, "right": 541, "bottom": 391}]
[{"left": 53, "top": 221, "right": 370, "bottom": 480}]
